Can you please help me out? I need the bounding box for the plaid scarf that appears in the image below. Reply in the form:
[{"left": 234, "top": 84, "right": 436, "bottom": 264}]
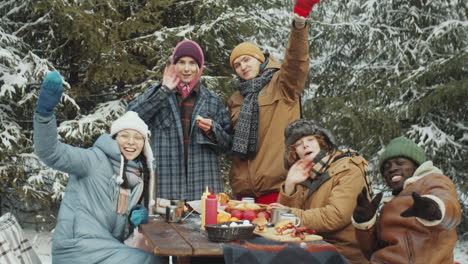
[
  {"left": 232, "top": 68, "right": 278, "bottom": 158},
  {"left": 300, "top": 149, "right": 369, "bottom": 199},
  {"left": 298, "top": 151, "right": 334, "bottom": 199},
  {"left": 308, "top": 150, "right": 333, "bottom": 179}
]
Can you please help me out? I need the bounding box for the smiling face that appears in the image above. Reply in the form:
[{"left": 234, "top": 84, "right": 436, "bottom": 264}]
[
  {"left": 294, "top": 135, "right": 322, "bottom": 161},
  {"left": 233, "top": 55, "right": 262, "bottom": 80},
  {"left": 175, "top": 56, "right": 199, "bottom": 83},
  {"left": 382, "top": 157, "right": 418, "bottom": 193},
  {"left": 115, "top": 129, "right": 145, "bottom": 161}
]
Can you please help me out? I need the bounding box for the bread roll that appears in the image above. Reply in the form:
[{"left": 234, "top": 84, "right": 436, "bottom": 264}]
[{"left": 216, "top": 193, "right": 230, "bottom": 204}]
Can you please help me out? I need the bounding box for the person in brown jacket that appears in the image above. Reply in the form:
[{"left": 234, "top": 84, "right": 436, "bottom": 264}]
[
  {"left": 228, "top": 0, "right": 320, "bottom": 204},
  {"left": 273, "top": 119, "right": 370, "bottom": 264},
  {"left": 352, "top": 136, "right": 462, "bottom": 264}
]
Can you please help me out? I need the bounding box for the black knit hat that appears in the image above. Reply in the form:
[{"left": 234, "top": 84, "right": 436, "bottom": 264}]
[{"left": 283, "top": 119, "right": 336, "bottom": 169}]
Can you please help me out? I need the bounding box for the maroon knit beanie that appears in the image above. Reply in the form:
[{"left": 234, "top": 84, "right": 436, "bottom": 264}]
[{"left": 171, "top": 40, "right": 204, "bottom": 68}]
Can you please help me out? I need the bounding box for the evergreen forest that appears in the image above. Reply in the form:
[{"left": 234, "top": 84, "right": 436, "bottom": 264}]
[{"left": 0, "top": 0, "right": 467, "bottom": 235}]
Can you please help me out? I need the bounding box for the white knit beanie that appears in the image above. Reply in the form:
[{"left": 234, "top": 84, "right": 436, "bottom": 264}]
[
  {"left": 110, "top": 111, "right": 157, "bottom": 212},
  {"left": 110, "top": 111, "right": 154, "bottom": 168}
]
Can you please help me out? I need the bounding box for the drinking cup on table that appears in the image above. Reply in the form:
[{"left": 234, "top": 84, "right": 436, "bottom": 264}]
[
  {"left": 271, "top": 207, "right": 291, "bottom": 224},
  {"left": 279, "top": 213, "right": 301, "bottom": 227},
  {"left": 170, "top": 200, "right": 184, "bottom": 218},
  {"left": 166, "top": 205, "right": 182, "bottom": 223},
  {"left": 241, "top": 197, "right": 255, "bottom": 204}
]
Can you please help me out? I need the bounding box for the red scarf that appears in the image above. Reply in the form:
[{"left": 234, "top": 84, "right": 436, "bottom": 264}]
[{"left": 178, "top": 82, "right": 192, "bottom": 98}]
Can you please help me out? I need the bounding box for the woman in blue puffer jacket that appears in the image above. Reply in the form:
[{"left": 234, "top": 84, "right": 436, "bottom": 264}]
[{"left": 33, "top": 71, "right": 164, "bottom": 264}]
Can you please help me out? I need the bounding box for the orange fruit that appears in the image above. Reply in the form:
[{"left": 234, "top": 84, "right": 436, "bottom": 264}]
[
  {"left": 230, "top": 217, "right": 239, "bottom": 222},
  {"left": 217, "top": 213, "right": 231, "bottom": 223}
]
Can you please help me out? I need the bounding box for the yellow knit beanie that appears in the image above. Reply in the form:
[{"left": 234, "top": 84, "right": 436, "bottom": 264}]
[{"left": 229, "top": 42, "right": 265, "bottom": 70}]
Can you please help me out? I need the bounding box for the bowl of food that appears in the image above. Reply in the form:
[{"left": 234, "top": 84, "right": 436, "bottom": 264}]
[{"left": 205, "top": 221, "right": 256, "bottom": 242}]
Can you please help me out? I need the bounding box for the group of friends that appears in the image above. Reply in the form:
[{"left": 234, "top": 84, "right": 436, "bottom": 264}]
[{"left": 32, "top": 0, "right": 462, "bottom": 263}]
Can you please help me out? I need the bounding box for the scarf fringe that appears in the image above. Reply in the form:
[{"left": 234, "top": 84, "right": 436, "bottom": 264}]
[
  {"left": 117, "top": 188, "right": 130, "bottom": 215},
  {"left": 116, "top": 155, "right": 124, "bottom": 185}
]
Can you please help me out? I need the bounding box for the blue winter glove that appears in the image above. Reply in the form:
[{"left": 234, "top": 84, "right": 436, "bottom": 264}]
[
  {"left": 36, "top": 71, "right": 64, "bottom": 116},
  {"left": 129, "top": 204, "right": 149, "bottom": 226}
]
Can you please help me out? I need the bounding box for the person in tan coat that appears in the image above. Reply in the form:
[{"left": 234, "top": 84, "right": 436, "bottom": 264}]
[
  {"left": 272, "top": 119, "right": 370, "bottom": 264},
  {"left": 352, "top": 136, "right": 461, "bottom": 264},
  {"left": 228, "top": 0, "right": 320, "bottom": 204}
]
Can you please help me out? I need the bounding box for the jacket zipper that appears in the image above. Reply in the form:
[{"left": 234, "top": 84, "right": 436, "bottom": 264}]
[{"left": 405, "top": 231, "right": 415, "bottom": 264}]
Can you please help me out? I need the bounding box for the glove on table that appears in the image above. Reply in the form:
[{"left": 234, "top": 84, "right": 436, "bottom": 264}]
[
  {"left": 35, "top": 71, "right": 63, "bottom": 116},
  {"left": 130, "top": 204, "right": 149, "bottom": 226}
]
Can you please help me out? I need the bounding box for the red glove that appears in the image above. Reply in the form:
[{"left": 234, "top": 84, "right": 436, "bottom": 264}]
[{"left": 293, "top": 0, "right": 321, "bottom": 18}]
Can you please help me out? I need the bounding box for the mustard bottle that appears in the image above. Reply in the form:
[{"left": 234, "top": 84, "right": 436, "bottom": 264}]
[{"left": 200, "top": 186, "right": 210, "bottom": 230}]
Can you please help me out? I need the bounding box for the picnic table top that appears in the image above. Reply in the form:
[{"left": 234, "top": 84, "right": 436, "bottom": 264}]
[
  {"left": 139, "top": 215, "right": 348, "bottom": 264},
  {"left": 139, "top": 215, "right": 223, "bottom": 257}
]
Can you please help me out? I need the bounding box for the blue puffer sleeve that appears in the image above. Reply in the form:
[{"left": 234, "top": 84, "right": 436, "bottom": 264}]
[{"left": 33, "top": 113, "right": 95, "bottom": 177}]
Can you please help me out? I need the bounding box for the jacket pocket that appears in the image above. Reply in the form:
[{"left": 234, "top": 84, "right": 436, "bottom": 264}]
[{"left": 258, "top": 91, "right": 279, "bottom": 107}]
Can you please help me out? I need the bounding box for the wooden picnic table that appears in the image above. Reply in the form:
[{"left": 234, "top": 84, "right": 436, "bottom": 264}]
[
  {"left": 140, "top": 215, "right": 349, "bottom": 264},
  {"left": 139, "top": 215, "right": 223, "bottom": 263}
]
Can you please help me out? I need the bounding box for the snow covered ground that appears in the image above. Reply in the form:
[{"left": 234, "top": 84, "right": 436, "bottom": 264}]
[{"left": 23, "top": 228, "right": 468, "bottom": 264}]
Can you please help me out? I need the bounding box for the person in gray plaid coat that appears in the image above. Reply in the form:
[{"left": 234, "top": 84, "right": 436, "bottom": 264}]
[{"left": 127, "top": 40, "right": 232, "bottom": 201}]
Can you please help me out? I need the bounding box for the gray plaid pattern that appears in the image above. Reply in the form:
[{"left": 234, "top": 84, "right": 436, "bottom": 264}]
[
  {"left": 127, "top": 83, "right": 232, "bottom": 201},
  {"left": 0, "top": 213, "right": 41, "bottom": 264}
]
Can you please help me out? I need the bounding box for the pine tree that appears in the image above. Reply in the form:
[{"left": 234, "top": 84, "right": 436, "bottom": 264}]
[
  {"left": 0, "top": 0, "right": 174, "bottom": 226},
  {"left": 1, "top": 0, "right": 466, "bottom": 233},
  {"left": 302, "top": 0, "right": 468, "bottom": 182}
]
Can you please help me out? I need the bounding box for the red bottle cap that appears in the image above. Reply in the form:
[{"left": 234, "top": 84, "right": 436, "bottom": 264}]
[{"left": 208, "top": 194, "right": 216, "bottom": 199}]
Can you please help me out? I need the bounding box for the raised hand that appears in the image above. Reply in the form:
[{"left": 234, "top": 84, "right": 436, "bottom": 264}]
[
  {"left": 400, "top": 192, "right": 442, "bottom": 221},
  {"left": 36, "top": 71, "right": 63, "bottom": 116},
  {"left": 293, "top": 0, "right": 321, "bottom": 19},
  {"left": 353, "top": 187, "right": 383, "bottom": 223},
  {"left": 267, "top": 202, "right": 286, "bottom": 214},
  {"left": 284, "top": 158, "right": 314, "bottom": 195},
  {"left": 162, "top": 65, "right": 180, "bottom": 90}
]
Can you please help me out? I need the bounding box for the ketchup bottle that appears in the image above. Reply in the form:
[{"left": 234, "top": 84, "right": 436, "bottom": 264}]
[{"left": 205, "top": 194, "right": 218, "bottom": 227}]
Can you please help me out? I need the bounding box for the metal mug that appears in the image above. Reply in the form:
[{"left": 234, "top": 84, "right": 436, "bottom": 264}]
[
  {"left": 279, "top": 213, "right": 301, "bottom": 227},
  {"left": 271, "top": 207, "right": 291, "bottom": 224},
  {"left": 166, "top": 205, "right": 182, "bottom": 223},
  {"left": 170, "top": 200, "right": 185, "bottom": 218}
]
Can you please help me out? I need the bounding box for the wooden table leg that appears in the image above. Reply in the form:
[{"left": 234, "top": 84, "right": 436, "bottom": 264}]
[{"left": 176, "top": 256, "right": 191, "bottom": 264}]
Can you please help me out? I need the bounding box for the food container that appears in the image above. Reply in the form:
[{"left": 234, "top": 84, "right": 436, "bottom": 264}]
[{"left": 205, "top": 221, "right": 257, "bottom": 242}]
